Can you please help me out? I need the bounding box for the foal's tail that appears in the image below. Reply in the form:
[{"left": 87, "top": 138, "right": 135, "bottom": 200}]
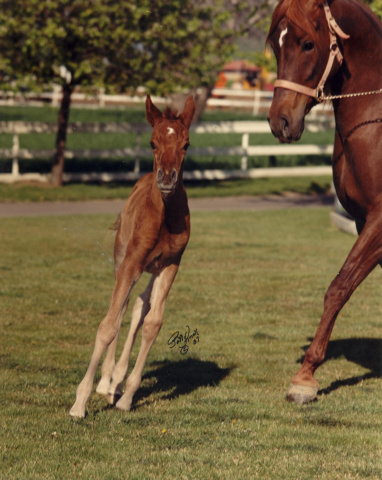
[{"left": 109, "top": 212, "right": 122, "bottom": 231}]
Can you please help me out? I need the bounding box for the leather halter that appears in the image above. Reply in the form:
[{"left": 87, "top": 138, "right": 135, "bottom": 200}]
[{"left": 274, "top": 0, "right": 350, "bottom": 102}]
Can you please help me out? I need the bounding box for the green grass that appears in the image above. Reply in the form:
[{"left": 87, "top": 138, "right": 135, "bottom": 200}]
[
  {"left": 0, "top": 209, "right": 381, "bottom": 479},
  {"left": 0, "top": 104, "right": 258, "bottom": 123},
  {"left": 0, "top": 176, "right": 333, "bottom": 202}
]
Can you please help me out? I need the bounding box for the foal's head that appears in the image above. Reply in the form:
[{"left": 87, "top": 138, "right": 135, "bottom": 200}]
[
  {"left": 267, "top": 0, "right": 334, "bottom": 142},
  {"left": 146, "top": 95, "right": 195, "bottom": 197}
]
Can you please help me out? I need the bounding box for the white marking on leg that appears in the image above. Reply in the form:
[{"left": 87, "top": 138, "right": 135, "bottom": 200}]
[
  {"left": 167, "top": 127, "right": 175, "bottom": 136},
  {"left": 279, "top": 27, "right": 288, "bottom": 48}
]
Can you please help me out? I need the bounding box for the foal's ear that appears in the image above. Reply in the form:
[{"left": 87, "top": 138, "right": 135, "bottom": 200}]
[
  {"left": 179, "top": 95, "right": 195, "bottom": 130},
  {"left": 146, "top": 95, "right": 163, "bottom": 127}
]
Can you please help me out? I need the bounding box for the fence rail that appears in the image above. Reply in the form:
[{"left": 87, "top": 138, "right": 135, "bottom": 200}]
[
  {"left": 0, "top": 87, "right": 334, "bottom": 118},
  {"left": 0, "top": 120, "right": 334, "bottom": 184}
]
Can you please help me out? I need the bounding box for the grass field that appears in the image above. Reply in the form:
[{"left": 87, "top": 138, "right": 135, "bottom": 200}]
[
  {"left": 0, "top": 175, "right": 333, "bottom": 203},
  {"left": 0, "top": 208, "right": 381, "bottom": 479}
]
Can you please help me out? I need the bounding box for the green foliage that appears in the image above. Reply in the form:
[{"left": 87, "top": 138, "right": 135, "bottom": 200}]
[
  {"left": 0, "top": 209, "right": 381, "bottom": 479},
  {"left": 0, "top": 0, "right": 246, "bottom": 95},
  {"left": 365, "top": 0, "right": 382, "bottom": 19}
]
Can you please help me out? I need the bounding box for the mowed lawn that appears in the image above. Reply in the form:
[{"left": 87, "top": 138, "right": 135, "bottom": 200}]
[{"left": 0, "top": 208, "right": 381, "bottom": 479}]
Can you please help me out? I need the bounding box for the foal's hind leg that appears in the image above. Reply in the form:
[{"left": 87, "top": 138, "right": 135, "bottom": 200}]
[
  {"left": 115, "top": 264, "right": 179, "bottom": 412},
  {"left": 287, "top": 215, "right": 382, "bottom": 404},
  {"left": 106, "top": 276, "right": 154, "bottom": 404}
]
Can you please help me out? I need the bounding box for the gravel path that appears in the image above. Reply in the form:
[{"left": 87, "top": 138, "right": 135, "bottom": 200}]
[{"left": 0, "top": 193, "right": 334, "bottom": 218}]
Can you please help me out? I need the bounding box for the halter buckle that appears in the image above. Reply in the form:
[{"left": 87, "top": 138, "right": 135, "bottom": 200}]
[{"left": 316, "top": 87, "right": 325, "bottom": 103}]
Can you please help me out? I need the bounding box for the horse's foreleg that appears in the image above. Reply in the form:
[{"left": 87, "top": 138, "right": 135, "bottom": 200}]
[
  {"left": 287, "top": 216, "right": 382, "bottom": 404},
  {"left": 115, "top": 264, "right": 179, "bottom": 412},
  {"left": 69, "top": 261, "right": 141, "bottom": 418},
  {"left": 107, "top": 276, "right": 155, "bottom": 404}
]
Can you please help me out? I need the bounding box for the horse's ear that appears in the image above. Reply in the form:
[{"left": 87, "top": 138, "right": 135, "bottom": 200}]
[
  {"left": 146, "top": 95, "right": 163, "bottom": 126},
  {"left": 179, "top": 95, "right": 195, "bottom": 129}
]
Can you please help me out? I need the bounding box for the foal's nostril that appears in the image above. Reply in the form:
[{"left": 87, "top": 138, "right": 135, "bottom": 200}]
[
  {"left": 171, "top": 169, "right": 177, "bottom": 184},
  {"left": 157, "top": 168, "right": 164, "bottom": 184}
]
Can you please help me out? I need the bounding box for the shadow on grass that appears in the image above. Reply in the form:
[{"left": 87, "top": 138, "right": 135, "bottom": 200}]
[
  {"left": 131, "top": 358, "right": 233, "bottom": 410},
  {"left": 298, "top": 338, "right": 382, "bottom": 397}
]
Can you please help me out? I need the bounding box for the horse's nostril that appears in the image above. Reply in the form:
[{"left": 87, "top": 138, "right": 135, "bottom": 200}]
[
  {"left": 281, "top": 116, "right": 290, "bottom": 137},
  {"left": 171, "top": 169, "right": 177, "bottom": 183}
]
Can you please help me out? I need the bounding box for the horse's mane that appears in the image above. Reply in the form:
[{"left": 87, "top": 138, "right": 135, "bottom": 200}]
[{"left": 266, "top": 0, "right": 320, "bottom": 43}]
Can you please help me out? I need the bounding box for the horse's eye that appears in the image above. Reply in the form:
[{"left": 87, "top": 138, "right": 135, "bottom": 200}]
[
  {"left": 303, "top": 41, "right": 314, "bottom": 52},
  {"left": 183, "top": 143, "right": 190, "bottom": 151},
  {"left": 150, "top": 141, "right": 156, "bottom": 150}
]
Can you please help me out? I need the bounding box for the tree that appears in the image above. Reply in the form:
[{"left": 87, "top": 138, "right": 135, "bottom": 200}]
[{"left": 0, "top": 0, "right": 272, "bottom": 186}]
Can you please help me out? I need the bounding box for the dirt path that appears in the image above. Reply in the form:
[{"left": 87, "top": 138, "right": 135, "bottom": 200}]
[{"left": 0, "top": 193, "right": 334, "bottom": 218}]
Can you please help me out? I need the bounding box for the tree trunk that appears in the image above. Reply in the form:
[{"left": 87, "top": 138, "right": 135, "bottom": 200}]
[
  {"left": 50, "top": 83, "right": 73, "bottom": 187},
  {"left": 170, "top": 86, "right": 214, "bottom": 123}
]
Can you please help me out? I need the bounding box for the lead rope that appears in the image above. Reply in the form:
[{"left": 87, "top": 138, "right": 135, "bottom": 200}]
[{"left": 320, "top": 88, "right": 382, "bottom": 102}]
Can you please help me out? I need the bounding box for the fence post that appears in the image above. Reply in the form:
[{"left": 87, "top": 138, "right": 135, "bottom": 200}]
[
  {"left": 12, "top": 134, "right": 20, "bottom": 177},
  {"left": 52, "top": 85, "right": 61, "bottom": 107},
  {"left": 252, "top": 90, "right": 260, "bottom": 116},
  {"left": 99, "top": 88, "right": 105, "bottom": 108},
  {"left": 134, "top": 132, "right": 141, "bottom": 174},
  {"left": 241, "top": 133, "right": 249, "bottom": 170}
]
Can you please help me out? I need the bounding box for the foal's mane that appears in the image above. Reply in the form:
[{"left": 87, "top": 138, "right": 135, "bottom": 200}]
[
  {"left": 162, "top": 106, "right": 180, "bottom": 121},
  {"left": 266, "top": 0, "right": 320, "bottom": 43}
]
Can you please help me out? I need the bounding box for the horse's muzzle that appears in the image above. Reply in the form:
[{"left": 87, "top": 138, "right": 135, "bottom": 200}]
[
  {"left": 267, "top": 114, "right": 304, "bottom": 144},
  {"left": 157, "top": 168, "right": 178, "bottom": 195}
]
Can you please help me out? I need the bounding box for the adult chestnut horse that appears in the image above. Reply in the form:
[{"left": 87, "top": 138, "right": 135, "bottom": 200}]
[
  {"left": 267, "top": 0, "right": 382, "bottom": 403},
  {"left": 70, "top": 95, "right": 195, "bottom": 418}
]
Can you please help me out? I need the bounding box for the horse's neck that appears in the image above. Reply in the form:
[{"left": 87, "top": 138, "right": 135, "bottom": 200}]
[
  {"left": 331, "top": 0, "right": 382, "bottom": 96},
  {"left": 330, "top": 0, "right": 382, "bottom": 131}
]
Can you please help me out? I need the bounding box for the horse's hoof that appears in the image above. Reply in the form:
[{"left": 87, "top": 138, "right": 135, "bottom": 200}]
[{"left": 286, "top": 383, "right": 318, "bottom": 404}]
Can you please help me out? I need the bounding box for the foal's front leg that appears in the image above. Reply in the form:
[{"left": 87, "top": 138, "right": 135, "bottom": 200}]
[
  {"left": 106, "top": 276, "right": 155, "bottom": 404},
  {"left": 115, "top": 264, "right": 179, "bottom": 412},
  {"left": 69, "top": 260, "right": 141, "bottom": 418}
]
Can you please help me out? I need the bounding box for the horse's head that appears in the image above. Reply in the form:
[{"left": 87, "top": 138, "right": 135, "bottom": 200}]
[
  {"left": 267, "top": 0, "right": 340, "bottom": 143},
  {"left": 146, "top": 95, "right": 195, "bottom": 198}
]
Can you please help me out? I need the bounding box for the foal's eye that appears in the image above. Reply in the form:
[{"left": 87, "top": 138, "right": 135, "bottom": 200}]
[
  {"left": 150, "top": 141, "right": 156, "bottom": 150},
  {"left": 303, "top": 41, "right": 314, "bottom": 52},
  {"left": 183, "top": 143, "right": 190, "bottom": 152}
]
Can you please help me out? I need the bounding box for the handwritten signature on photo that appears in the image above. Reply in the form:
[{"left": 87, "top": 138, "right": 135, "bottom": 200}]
[{"left": 167, "top": 325, "right": 200, "bottom": 355}]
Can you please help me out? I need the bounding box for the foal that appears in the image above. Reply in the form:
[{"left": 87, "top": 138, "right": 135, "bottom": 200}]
[{"left": 70, "top": 95, "right": 195, "bottom": 418}]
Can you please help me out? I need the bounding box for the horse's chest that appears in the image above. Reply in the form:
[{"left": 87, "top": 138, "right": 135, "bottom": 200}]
[{"left": 144, "top": 228, "right": 190, "bottom": 274}]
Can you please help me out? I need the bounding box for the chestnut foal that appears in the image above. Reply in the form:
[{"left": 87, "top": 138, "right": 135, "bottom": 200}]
[{"left": 70, "top": 95, "right": 194, "bottom": 418}]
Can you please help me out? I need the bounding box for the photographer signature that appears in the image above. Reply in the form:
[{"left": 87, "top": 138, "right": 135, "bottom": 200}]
[{"left": 167, "top": 325, "right": 200, "bottom": 355}]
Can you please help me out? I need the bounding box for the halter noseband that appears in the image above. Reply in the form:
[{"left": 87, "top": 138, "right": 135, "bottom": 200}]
[{"left": 274, "top": 0, "right": 350, "bottom": 102}]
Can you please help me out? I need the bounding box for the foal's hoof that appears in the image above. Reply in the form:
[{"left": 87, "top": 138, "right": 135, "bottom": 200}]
[
  {"left": 107, "top": 392, "right": 122, "bottom": 406},
  {"left": 286, "top": 383, "right": 318, "bottom": 404},
  {"left": 115, "top": 394, "right": 133, "bottom": 412},
  {"left": 69, "top": 404, "right": 86, "bottom": 419},
  {"left": 96, "top": 378, "right": 111, "bottom": 396}
]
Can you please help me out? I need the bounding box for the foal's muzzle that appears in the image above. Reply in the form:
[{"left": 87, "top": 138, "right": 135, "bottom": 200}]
[{"left": 157, "top": 168, "right": 178, "bottom": 194}]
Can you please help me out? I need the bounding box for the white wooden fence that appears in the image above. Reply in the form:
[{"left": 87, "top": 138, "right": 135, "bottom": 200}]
[
  {"left": 0, "top": 86, "right": 333, "bottom": 118},
  {"left": 0, "top": 120, "right": 334, "bottom": 184}
]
